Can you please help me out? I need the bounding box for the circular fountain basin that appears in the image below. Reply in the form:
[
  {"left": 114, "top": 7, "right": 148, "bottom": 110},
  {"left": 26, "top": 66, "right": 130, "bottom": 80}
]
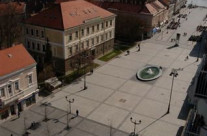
[{"left": 137, "top": 66, "right": 162, "bottom": 81}]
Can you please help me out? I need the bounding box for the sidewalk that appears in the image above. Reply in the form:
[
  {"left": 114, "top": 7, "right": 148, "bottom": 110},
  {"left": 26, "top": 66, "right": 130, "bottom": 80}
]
[{"left": 0, "top": 103, "right": 129, "bottom": 136}]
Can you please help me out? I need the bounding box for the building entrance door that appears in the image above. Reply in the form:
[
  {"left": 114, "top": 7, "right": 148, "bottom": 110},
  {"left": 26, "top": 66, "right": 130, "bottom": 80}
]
[
  {"left": 18, "top": 103, "right": 22, "bottom": 112},
  {"left": 91, "top": 49, "right": 95, "bottom": 56},
  {"left": 10, "top": 105, "right": 16, "bottom": 115}
]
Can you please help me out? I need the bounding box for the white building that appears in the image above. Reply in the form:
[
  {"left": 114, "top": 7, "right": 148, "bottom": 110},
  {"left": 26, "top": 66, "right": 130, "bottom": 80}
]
[{"left": 0, "top": 44, "right": 39, "bottom": 120}]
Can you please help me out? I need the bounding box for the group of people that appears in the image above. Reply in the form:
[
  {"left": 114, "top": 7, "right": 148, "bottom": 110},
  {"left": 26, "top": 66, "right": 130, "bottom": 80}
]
[{"left": 126, "top": 43, "right": 141, "bottom": 55}]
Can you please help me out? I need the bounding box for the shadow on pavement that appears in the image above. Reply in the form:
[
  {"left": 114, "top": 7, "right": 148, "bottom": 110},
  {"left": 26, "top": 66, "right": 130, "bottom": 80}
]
[
  {"left": 189, "top": 31, "right": 207, "bottom": 58},
  {"left": 176, "top": 126, "right": 184, "bottom": 136},
  {"left": 178, "top": 96, "right": 193, "bottom": 120},
  {"left": 166, "top": 44, "right": 179, "bottom": 49}
]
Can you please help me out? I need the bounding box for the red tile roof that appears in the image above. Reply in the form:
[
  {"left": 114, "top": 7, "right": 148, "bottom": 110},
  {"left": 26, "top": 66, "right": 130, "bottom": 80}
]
[
  {"left": 0, "top": 44, "right": 36, "bottom": 77},
  {"left": 146, "top": 0, "right": 166, "bottom": 15},
  {"left": 0, "top": 2, "right": 26, "bottom": 16},
  {"left": 92, "top": 2, "right": 150, "bottom": 15},
  {"left": 26, "top": 0, "right": 115, "bottom": 30},
  {"left": 159, "top": 0, "right": 171, "bottom": 6}
]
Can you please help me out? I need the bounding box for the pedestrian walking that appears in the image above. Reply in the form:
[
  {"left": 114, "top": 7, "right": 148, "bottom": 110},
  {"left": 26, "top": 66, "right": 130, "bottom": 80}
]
[
  {"left": 137, "top": 44, "right": 140, "bottom": 52},
  {"left": 127, "top": 50, "right": 130, "bottom": 55},
  {"left": 18, "top": 111, "right": 20, "bottom": 118},
  {"left": 185, "top": 56, "right": 189, "bottom": 61}
]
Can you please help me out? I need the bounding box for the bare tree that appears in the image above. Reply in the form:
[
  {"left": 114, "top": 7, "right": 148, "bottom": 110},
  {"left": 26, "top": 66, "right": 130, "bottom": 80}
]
[
  {"left": 0, "top": 2, "right": 23, "bottom": 49},
  {"left": 70, "top": 49, "right": 94, "bottom": 75},
  {"left": 115, "top": 12, "right": 144, "bottom": 41}
]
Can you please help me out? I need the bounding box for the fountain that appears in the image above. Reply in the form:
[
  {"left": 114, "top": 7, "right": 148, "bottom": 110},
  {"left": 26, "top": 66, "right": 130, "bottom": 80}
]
[
  {"left": 146, "top": 68, "right": 154, "bottom": 75},
  {"left": 137, "top": 66, "right": 162, "bottom": 81}
]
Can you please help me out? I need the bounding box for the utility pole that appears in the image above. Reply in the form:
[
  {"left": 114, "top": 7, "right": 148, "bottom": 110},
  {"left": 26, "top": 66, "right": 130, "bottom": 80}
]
[
  {"left": 65, "top": 97, "right": 78, "bottom": 130},
  {"left": 166, "top": 69, "right": 178, "bottom": 114},
  {"left": 130, "top": 117, "right": 141, "bottom": 136}
]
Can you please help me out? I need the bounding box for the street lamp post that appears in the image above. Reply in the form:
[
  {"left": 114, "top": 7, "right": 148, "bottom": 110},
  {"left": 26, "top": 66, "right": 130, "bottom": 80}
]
[
  {"left": 83, "top": 53, "right": 88, "bottom": 90},
  {"left": 83, "top": 71, "right": 87, "bottom": 90},
  {"left": 43, "top": 102, "right": 50, "bottom": 122},
  {"left": 166, "top": 69, "right": 178, "bottom": 114},
  {"left": 130, "top": 117, "right": 141, "bottom": 136},
  {"left": 65, "top": 97, "right": 74, "bottom": 130}
]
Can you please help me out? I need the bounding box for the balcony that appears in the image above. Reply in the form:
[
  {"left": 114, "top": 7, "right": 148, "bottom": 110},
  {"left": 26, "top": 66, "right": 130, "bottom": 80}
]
[
  {"left": 195, "top": 55, "right": 207, "bottom": 98},
  {"left": 182, "top": 109, "right": 204, "bottom": 136}
]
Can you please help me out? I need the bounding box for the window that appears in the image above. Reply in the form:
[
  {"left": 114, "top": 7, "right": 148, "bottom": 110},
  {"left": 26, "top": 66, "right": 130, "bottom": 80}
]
[
  {"left": 75, "top": 44, "right": 78, "bottom": 52},
  {"left": 92, "top": 26, "right": 94, "bottom": 33},
  {"left": 27, "top": 41, "right": 30, "bottom": 49},
  {"left": 36, "top": 30, "right": 39, "bottom": 37},
  {"left": 69, "top": 47, "right": 72, "bottom": 55},
  {"left": 101, "top": 35, "right": 104, "bottom": 41},
  {"left": 81, "top": 29, "right": 84, "bottom": 36},
  {"left": 87, "top": 40, "right": 89, "bottom": 47},
  {"left": 81, "top": 42, "right": 84, "bottom": 49},
  {"left": 43, "top": 45, "right": 46, "bottom": 52},
  {"left": 101, "top": 23, "right": 104, "bottom": 29},
  {"left": 109, "top": 31, "right": 112, "bottom": 38},
  {"left": 31, "top": 29, "right": 34, "bottom": 35},
  {"left": 69, "top": 34, "right": 72, "bottom": 41},
  {"left": 26, "top": 28, "right": 29, "bottom": 34},
  {"left": 105, "top": 33, "right": 108, "bottom": 40},
  {"left": 41, "top": 31, "right": 44, "bottom": 38},
  {"left": 28, "top": 75, "right": 32, "bottom": 84},
  {"left": 97, "top": 24, "right": 99, "bottom": 31},
  {"left": 0, "top": 88, "right": 5, "bottom": 97},
  {"left": 110, "top": 20, "right": 112, "bottom": 26},
  {"left": 32, "top": 42, "right": 35, "bottom": 50},
  {"left": 87, "top": 27, "right": 89, "bottom": 35},
  {"left": 106, "top": 21, "right": 108, "bottom": 27},
  {"left": 37, "top": 43, "right": 40, "bottom": 51},
  {"left": 96, "top": 36, "right": 99, "bottom": 43},
  {"left": 15, "top": 81, "right": 19, "bottom": 90},
  {"left": 75, "top": 31, "right": 78, "bottom": 38},
  {"left": 8, "top": 85, "right": 12, "bottom": 96},
  {"left": 92, "top": 38, "right": 94, "bottom": 45}
]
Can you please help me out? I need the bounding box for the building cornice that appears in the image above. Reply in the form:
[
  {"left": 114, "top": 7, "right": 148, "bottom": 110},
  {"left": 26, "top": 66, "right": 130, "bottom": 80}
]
[{"left": 0, "top": 63, "right": 36, "bottom": 81}]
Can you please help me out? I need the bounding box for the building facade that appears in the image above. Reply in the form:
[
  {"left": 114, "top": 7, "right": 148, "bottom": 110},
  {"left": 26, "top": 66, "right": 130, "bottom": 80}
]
[
  {"left": 0, "top": 44, "right": 38, "bottom": 120},
  {"left": 96, "top": 0, "right": 167, "bottom": 37},
  {"left": 25, "top": 0, "right": 116, "bottom": 75},
  {"left": 174, "top": 0, "right": 187, "bottom": 13},
  {"left": 183, "top": 55, "right": 207, "bottom": 136}
]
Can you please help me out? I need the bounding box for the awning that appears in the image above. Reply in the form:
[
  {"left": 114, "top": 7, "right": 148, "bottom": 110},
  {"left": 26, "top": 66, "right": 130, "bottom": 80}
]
[
  {"left": 0, "top": 106, "right": 9, "bottom": 113},
  {"left": 152, "top": 28, "right": 157, "bottom": 33},
  {"left": 18, "top": 89, "right": 39, "bottom": 102}
]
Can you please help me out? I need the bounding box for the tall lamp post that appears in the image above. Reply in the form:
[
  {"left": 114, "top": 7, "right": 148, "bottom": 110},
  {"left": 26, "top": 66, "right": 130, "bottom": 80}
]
[
  {"left": 65, "top": 97, "right": 78, "bottom": 130},
  {"left": 82, "top": 53, "right": 88, "bottom": 90},
  {"left": 83, "top": 69, "right": 87, "bottom": 90},
  {"left": 166, "top": 69, "right": 178, "bottom": 114},
  {"left": 130, "top": 117, "right": 141, "bottom": 136},
  {"left": 43, "top": 102, "right": 51, "bottom": 122}
]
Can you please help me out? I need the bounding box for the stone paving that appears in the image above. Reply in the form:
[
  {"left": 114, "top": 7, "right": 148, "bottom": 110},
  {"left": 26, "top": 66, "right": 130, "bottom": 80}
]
[{"left": 1, "top": 6, "right": 207, "bottom": 136}]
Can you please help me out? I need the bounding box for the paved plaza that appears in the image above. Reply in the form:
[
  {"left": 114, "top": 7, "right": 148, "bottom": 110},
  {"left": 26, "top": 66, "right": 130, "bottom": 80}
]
[{"left": 1, "top": 7, "right": 207, "bottom": 136}]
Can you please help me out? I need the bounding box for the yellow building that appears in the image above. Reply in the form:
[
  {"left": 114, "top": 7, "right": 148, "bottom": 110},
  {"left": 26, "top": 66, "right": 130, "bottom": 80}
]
[{"left": 25, "top": 0, "right": 116, "bottom": 75}]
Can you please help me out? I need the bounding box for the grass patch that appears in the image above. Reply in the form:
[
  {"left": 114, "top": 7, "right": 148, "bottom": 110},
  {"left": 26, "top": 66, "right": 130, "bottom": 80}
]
[
  {"left": 114, "top": 42, "right": 135, "bottom": 51},
  {"left": 61, "top": 63, "right": 99, "bottom": 84},
  {"left": 38, "top": 88, "right": 52, "bottom": 97},
  {"left": 99, "top": 50, "right": 122, "bottom": 62},
  {"left": 98, "top": 42, "right": 135, "bottom": 62}
]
